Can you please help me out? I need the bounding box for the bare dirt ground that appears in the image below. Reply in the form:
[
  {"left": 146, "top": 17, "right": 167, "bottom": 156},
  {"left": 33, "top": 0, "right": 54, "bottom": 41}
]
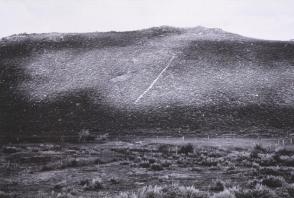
[{"left": 1, "top": 137, "right": 294, "bottom": 197}]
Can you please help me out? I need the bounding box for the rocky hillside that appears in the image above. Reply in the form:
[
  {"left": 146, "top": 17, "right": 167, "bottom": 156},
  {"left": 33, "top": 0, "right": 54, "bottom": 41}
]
[{"left": 1, "top": 26, "right": 294, "bottom": 141}]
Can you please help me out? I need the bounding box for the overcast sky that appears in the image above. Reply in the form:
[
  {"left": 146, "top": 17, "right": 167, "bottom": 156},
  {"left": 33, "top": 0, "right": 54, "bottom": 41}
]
[{"left": 1, "top": 0, "right": 294, "bottom": 40}]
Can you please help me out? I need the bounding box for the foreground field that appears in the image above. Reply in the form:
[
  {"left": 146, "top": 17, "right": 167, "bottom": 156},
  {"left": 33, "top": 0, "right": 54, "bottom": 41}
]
[{"left": 1, "top": 137, "right": 294, "bottom": 197}]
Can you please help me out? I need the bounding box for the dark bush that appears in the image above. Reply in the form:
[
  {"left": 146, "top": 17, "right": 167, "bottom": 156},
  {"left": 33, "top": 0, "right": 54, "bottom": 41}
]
[
  {"left": 259, "top": 156, "right": 277, "bottom": 166},
  {"left": 254, "top": 144, "right": 267, "bottom": 153},
  {"left": 148, "top": 158, "right": 156, "bottom": 164},
  {"left": 259, "top": 167, "right": 283, "bottom": 176},
  {"left": 287, "top": 184, "right": 294, "bottom": 197},
  {"left": 161, "top": 160, "right": 171, "bottom": 168},
  {"left": 200, "top": 157, "right": 218, "bottom": 167},
  {"left": 289, "top": 172, "right": 294, "bottom": 183},
  {"left": 284, "top": 159, "right": 294, "bottom": 167},
  {"left": 246, "top": 179, "right": 261, "bottom": 189},
  {"left": 250, "top": 144, "right": 266, "bottom": 158},
  {"left": 110, "top": 178, "right": 119, "bottom": 185},
  {"left": 261, "top": 176, "right": 285, "bottom": 188},
  {"left": 82, "top": 178, "right": 104, "bottom": 191},
  {"left": 209, "top": 180, "right": 225, "bottom": 192},
  {"left": 234, "top": 185, "right": 276, "bottom": 198},
  {"left": 139, "top": 161, "right": 150, "bottom": 168},
  {"left": 179, "top": 143, "right": 194, "bottom": 155},
  {"left": 275, "top": 148, "right": 294, "bottom": 156},
  {"left": 150, "top": 163, "right": 163, "bottom": 171},
  {"left": 0, "top": 191, "right": 11, "bottom": 198},
  {"left": 158, "top": 144, "right": 171, "bottom": 155}
]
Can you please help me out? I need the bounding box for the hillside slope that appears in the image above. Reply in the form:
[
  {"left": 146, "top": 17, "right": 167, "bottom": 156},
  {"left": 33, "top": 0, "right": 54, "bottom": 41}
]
[{"left": 1, "top": 26, "right": 294, "bottom": 141}]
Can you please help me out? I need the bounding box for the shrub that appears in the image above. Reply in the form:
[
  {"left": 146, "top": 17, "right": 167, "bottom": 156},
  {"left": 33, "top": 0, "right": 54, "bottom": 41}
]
[
  {"left": 0, "top": 191, "right": 10, "bottom": 198},
  {"left": 200, "top": 157, "right": 218, "bottom": 167},
  {"left": 37, "top": 187, "right": 78, "bottom": 198},
  {"left": 115, "top": 185, "right": 209, "bottom": 198},
  {"left": 253, "top": 144, "right": 267, "bottom": 153},
  {"left": 211, "top": 189, "right": 235, "bottom": 198},
  {"left": 234, "top": 185, "right": 276, "bottom": 198},
  {"left": 287, "top": 184, "right": 294, "bottom": 197},
  {"left": 115, "top": 184, "right": 281, "bottom": 198},
  {"left": 150, "top": 163, "right": 163, "bottom": 171},
  {"left": 259, "top": 167, "right": 284, "bottom": 177},
  {"left": 53, "top": 180, "right": 67, "bottom": 192},
  {"left": 250, "top": 144, "right": 266, "bottom": 159},
  {"left": 280, "top": 156, "right": 294, "bottom": 166},
  {"left": 246, "top": 179, "right": 260, "bottom": 189},
  {"left": 78, "top": 129, "right": 93, "bottom": 142},
  {"left": 81, "top": 178, "right": 104, "bottom": 191},
  {"left": 62, "top": 159, "right": 78, "bottom": 168},
  {"left": 179, "top": 144, "right": 194, "bottom": 155},
  {"left": 161, "top": 160, "right": 171, "bottom": 168},
  {"left": 139, "top": 161, "right": 150, "bottom": 168},
  {"left": 110, "top": 178, "right": 119, "bottom": 184},
  {"left": 259, "top": 155, "right": 276, "bottom": 166},
  {"left": 43, "top": 157, "right": 95, "bottom": 170},
  {"left": 275, "top": 147, "right": 294, "bottom": 156},
  {"left": 289, "top": 171, "right": 294, "bottom": 183},
  {"left": 261, "top": 176, "right": 285, "bottom": 188},
  {"left": 158, "top": 144, "right": 171, "bottom": 155},
  {"left": 210, "top": 180, "right": 225, "bottom": 192},
  {"left": 148, "top": 158, "right": 156, "bottom": 164},
  {"left": 172, "top": 185, "right": 208, "bottom": 198}
]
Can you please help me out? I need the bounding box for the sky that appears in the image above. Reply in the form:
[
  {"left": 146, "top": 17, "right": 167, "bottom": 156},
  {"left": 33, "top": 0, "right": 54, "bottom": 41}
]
[{"left": 1, "top": 0, "right": 294, "bottom": 40}]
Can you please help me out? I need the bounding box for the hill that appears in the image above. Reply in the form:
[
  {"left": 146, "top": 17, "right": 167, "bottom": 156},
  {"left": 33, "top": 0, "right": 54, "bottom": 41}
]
[{"left": 1, "top": 26, "right": 294, "bottom": 142}]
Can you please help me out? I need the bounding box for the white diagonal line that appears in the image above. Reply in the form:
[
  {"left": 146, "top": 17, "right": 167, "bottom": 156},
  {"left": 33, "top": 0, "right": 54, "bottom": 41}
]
[{"left": 134, "top": 55, "right": 175, "bottom": 104}]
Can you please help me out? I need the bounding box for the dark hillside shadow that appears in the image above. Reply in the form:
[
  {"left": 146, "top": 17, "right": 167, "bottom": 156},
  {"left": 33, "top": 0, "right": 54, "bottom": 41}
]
[{"left": 182, "top": 40, "right": 294, "bottom": 69}]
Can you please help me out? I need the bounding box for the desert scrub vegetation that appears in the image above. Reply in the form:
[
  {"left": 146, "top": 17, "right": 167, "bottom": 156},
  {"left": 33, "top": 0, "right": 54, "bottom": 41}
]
[
  {"left": 0, "top": 190, "right": 11, "bottom": 198},
  {"left": 209, "top": 180, "right": 225, "bottom": 192},
  {"left": 178, "top": 143, "right": 194, "bottom": 155},
  {"left": 115, "top": 184, "right": 209, "bottom": 198},
  {"left": 114, "top": 183, "right": 283, "bottom": 198},
  {"left": 158, "top": 144, "right": 172, "bottom": 155},
  {"left": 249, "top": 144, "right": 268, "bottom": 159},
  {"left": 114, "top": 184, "right": 279, "bottom": 198},
  {"left": 2, "top": 141, "right": 294, "bottom": 197},
  {"left": 233, "top": 185, "right": 276, "bottom": 198},
  {"left": 210, "top": 189, "right": 235, "bottom": 198},
  {"left": 287, "top": 184, "right": 294, "bottom": 197},
  {"left": 40, "top": 157, "right": 97, "bottom": 171},
  {"left": 80, "top": 177, "right": 104, "bottom": 191},
  {"left": 261, "top": 175, "right": 286, "bottom": 188}
]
